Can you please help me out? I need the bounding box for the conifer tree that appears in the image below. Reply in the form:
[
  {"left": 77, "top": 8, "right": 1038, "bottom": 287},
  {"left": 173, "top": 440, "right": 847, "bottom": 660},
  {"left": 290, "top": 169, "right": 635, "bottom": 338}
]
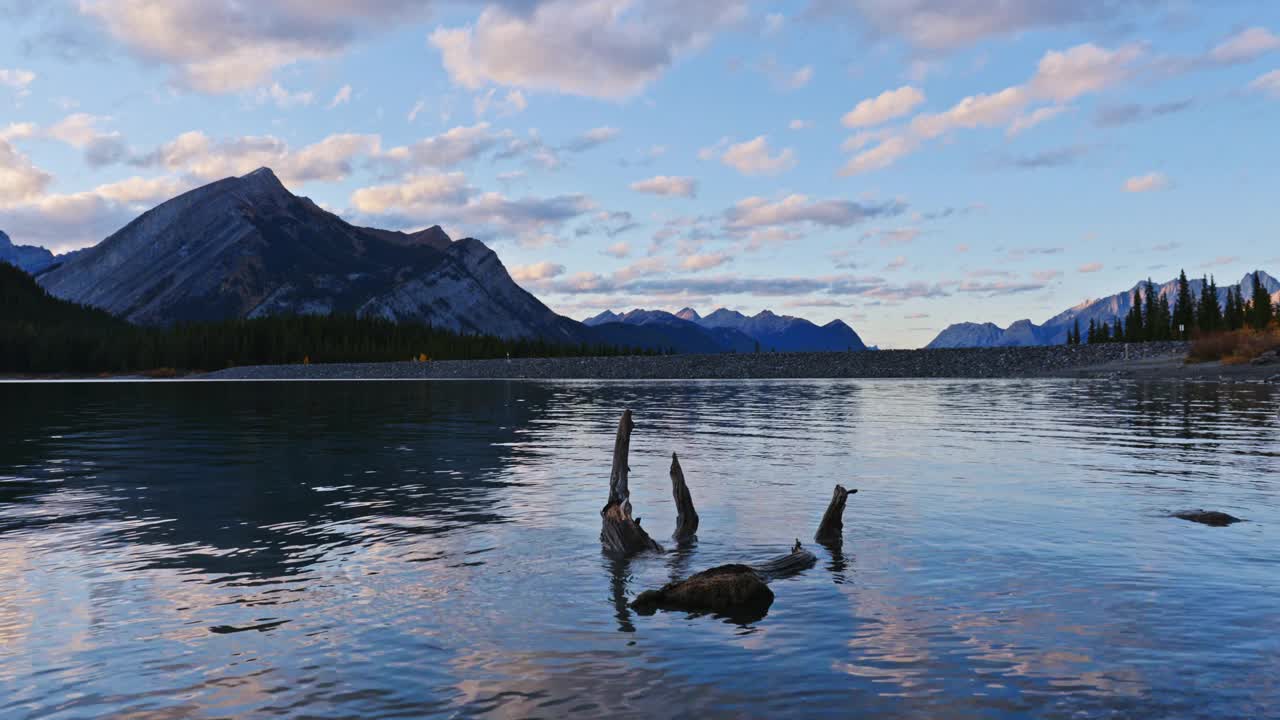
[
  {"left": 1249, "top": 271, "right": 1274, "bottom": 330},
  {"left": 1086, "top": 318, "right": 1097, "bottom": 344},
  {"left": 1172, "top": 270, "right": 1194, "bottom": 339}
]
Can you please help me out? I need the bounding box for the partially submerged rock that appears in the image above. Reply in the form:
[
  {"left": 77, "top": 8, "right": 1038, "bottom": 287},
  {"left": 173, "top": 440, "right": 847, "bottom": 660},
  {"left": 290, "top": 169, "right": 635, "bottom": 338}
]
[
  {"left": 1174, "top": 510, "right": 1244, "bottom": 527},
  {"left": 631, "top": 564, "right": 773, "bottom": 619}
]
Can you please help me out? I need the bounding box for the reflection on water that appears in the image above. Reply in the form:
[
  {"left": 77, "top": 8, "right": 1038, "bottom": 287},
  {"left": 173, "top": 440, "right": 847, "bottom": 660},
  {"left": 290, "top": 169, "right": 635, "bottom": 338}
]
[{"left": 0, "top": 379, "right": 1277, "bottom": 719}]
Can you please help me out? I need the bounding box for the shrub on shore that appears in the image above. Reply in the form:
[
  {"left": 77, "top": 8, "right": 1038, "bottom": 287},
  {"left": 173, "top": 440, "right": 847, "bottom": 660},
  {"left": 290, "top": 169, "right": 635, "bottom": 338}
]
[{"left": 1188, "top": 327, "right": 1280, "bottom": 364}]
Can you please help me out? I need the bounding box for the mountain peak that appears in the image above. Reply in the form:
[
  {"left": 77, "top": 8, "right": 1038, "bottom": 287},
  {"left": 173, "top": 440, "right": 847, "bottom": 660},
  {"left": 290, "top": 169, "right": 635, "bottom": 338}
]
[
  {"left": 235, "top": 167, "right": 289, "bottom": 198},
  {"left": 675, "top": 307, "right": 700, "bottom": 321}
]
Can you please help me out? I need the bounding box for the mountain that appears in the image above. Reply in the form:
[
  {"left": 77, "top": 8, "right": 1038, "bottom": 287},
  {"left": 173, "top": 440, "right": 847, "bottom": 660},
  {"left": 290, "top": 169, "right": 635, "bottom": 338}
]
[
  {"left": 927, "top": 271, "right": 1280, "bottom": 348},
  {"left": 585, "top": 307, "right": 869, "bottom": 352},
  {"left": 926, "top": 322, "right": 1008, "bottom": 349},
  {"left": 0, "top": 230, "right": 56, "bottom": 274},
  {"left": 37, "top": 168, "right": 584, "bottom": 343},
  {"left": 583, "top": 308, "right": 757, "bottom": 353},
  {"left": 697, "top": 308, "right": 868, "bottom": 351}
]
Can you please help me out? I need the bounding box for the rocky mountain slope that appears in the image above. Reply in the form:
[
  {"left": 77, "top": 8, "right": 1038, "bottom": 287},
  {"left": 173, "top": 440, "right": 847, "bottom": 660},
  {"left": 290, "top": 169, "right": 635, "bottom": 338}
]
[
  {"left": 928, "top": 271, "right": 1280, "bottom": 348},
  {"left": 36, "top": 168, "right": 584, "bottom": 343}
]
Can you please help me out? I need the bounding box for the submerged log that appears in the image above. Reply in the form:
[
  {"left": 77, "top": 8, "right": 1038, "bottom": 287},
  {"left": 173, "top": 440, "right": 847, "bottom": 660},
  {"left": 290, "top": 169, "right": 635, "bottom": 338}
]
[
  {"left": 669, "top": 453, "right": 699, "bottom": 543},
  {"left": 751, "top": 539, "right": 817, "bottom": 581},
  {"left": 1173, "top": 510, "right": 1244, "bottom": 526},
  {"left": 631, "top": 564, "right": 773, "bottom": 619},
  {"left": 601, "top": 410, "right": 663, "bottom": 556},
  {"left": 814, "top": 484, "right": 857, "bottom": 545}
]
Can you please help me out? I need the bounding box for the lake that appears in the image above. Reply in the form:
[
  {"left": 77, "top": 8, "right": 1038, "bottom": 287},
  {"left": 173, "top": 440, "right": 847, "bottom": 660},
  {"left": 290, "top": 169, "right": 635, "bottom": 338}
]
[{"left": 1, "top": 379, "right": 1277, "bottom": 719}]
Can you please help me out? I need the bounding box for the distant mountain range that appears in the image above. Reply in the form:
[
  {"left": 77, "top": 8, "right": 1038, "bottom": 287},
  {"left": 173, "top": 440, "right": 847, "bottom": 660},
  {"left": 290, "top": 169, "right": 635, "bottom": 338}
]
[
  {"left": 928, "top": 272, "right": 1280, "bottom": 348},
  {"left": 7, "top": 168, "right": 871, "bottom": 355},
  {"left": 0, "top": 230, "right": 57, "bottom": 274},
  {"left": 585, "top": 307, "right": 868, "bottom": 353}
]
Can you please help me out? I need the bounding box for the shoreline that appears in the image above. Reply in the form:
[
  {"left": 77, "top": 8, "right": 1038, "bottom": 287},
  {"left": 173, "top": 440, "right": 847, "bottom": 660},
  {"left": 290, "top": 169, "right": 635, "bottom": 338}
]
[
  {"left": 192, "top": 342, "right": 1272, "bottom": 383},
  {"left": 7, "top": 343, "right": 1278, "bottom": 383}
]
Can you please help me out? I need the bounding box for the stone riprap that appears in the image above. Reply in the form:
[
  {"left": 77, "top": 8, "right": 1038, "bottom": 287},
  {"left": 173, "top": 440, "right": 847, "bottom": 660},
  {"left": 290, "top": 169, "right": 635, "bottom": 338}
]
[{"left": 205, "top": 342, "right": 1194, "bottom": 381}]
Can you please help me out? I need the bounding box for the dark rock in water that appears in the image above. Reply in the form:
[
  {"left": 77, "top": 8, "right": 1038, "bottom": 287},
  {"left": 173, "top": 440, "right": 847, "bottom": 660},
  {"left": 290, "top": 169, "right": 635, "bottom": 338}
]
[
  {"left": 1173, "top": 510, "right": 1243, "bottom": 527},
  {"left": 631, "top": 564, "right": 773, "bottom": 619}
]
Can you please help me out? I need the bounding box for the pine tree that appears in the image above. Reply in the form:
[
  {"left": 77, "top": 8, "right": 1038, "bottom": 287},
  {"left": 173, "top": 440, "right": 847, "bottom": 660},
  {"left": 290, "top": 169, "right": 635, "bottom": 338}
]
[
  {"left": 1126, "top": 288, "right": 1143, "bottom": 341},
  {"left": 1172, "top": 269, "right": 1193, "bottom": 339},
  {"left": 1142, "top": 279, "right": 1160, "bottom": 341},
  {"left": 1198, "top": 275, "right": 1222, "bottom": 334},
  {"left": 1248, "top": 271, "right": 1274, "bottom": 330},
  {"left": 1086, "top": 318, "right": 1097, "bottom": 344}
]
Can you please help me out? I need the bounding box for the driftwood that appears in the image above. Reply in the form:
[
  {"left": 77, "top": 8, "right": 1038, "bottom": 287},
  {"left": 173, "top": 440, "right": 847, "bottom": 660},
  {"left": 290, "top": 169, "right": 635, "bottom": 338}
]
[
  {"left": 814, "top": 484, "right": 857, "bottom": 545},
  {"left": 669, "top": 453, "right": 699, "bottom": 543},
  {"left": 600, "top": 410, "right": 663, "bottom": 556},
  {"left": 631, "top": 564, "right": 773, "bottom": 620},
  {"left": 752, "top": 539, "right": 818, "bottom": 581}
]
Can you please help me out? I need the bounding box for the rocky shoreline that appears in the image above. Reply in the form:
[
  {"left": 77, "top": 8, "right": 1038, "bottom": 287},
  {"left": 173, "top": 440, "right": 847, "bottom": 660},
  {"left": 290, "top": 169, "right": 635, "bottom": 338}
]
[{"left": 194, "top": 341, "right": 1280, "bottom": 382}]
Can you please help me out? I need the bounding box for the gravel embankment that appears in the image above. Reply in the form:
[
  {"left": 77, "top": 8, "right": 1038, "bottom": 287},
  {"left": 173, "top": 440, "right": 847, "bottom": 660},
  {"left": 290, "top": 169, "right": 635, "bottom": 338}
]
[{"left": 202, "top": 342, "right": 1230, "bottom": 381}]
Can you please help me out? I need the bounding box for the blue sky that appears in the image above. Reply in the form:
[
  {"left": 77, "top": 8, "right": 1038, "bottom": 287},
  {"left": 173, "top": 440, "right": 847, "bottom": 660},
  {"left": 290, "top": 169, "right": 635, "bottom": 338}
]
[{"left": 1, "top": 1, "right": 1278, "bottom": 348}]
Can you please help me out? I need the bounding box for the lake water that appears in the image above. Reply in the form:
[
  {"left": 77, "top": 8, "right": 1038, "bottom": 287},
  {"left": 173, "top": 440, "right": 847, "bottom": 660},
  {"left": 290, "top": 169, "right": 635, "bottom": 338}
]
[{"left": 1, "top": 379, "right": 1277, "bottom": 719}]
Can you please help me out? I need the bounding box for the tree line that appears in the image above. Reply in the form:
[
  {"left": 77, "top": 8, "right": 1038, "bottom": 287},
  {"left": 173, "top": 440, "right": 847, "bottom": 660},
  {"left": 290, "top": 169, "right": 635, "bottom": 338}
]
[
  {"left": 1, "top": 262, "right": 657, "bottom": 374},
  {"left": 1064, "top": 270, "right": 1277, "bottom": 345}
]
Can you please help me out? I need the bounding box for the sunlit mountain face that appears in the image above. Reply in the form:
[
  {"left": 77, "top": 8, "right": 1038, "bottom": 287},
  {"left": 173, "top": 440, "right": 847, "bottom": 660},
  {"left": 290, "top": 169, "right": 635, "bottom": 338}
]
[{"left": 2, "top": 2, "right": 1278, "bottom": 347}]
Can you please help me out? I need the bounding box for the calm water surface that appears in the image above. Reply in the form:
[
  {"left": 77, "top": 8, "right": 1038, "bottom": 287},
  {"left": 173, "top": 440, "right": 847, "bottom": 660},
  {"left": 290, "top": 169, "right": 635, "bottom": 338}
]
[{"left": 1, "top": 379, "right": 1277, "bottom": 719}]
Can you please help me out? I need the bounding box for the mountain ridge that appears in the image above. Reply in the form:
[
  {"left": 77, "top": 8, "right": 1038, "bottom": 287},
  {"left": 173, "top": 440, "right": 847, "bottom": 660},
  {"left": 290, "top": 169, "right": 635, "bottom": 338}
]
[
  {"left": 928, "top": 271, "right": 1280, "bottom": 348},
  {"left": 585, "top": 306, "right": 869, "bottom": 352}
]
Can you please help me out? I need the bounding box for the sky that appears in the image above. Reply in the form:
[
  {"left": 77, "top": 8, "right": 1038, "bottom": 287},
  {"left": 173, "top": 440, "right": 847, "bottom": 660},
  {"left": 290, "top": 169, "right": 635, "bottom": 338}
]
[{"left": 1, "top": 0, "right": 1278, "bottom": 348}]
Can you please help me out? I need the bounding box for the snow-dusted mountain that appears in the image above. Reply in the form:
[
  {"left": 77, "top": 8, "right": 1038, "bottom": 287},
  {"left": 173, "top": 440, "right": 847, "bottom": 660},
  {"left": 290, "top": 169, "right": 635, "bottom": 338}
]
[
  {"left": 927, "top": 272, "right": 1280, "bottom": 348},
  {"left": 585, "top": 306, "right": 869, "bottom": 352},
  {"left": 36, "top": 168, "right": 586, "bottom": 342}
]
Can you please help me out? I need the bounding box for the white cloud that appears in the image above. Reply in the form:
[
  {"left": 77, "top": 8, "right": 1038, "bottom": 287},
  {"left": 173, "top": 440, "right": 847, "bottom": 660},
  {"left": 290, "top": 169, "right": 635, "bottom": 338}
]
[
  {"left": 884, "top": 255, "right": 907, "bottom": 270},
  {"left": 788, "top": 65, "right": 814, "bottom": 89},
  {"left": 839, "top": 135, "right": 917, "bottom": 175},
  {"left": 473, "top": 87, "right": 528, "bottom": 117},
  {"left": 1209, "top": 27, "right": 1280, "bottom": 65},
  {"left": 630, "top": 175, "right": 698, "bottom": 198},
  {"left": 351, "top": 171, "right": 596, "bottom": 244},
  {"left": 811, "top": 0, "right": 1149, "bottom": 51},
  {"left": 78, "top": 0, "right": 431, "bottom": 93},
  {"left": 0, "top": 140, "right": 52, "bottom": 206},
  {"left": 511, "top": 261, "right": 566, "bottom": 282},
  {"left": 256, "top": 82, "right": 315, "bottom": 108},
  {"left": 1006, "top": 105, "right": 1070, "bottom": 136},
  {"left": 564, "top": 126, "right": 621, "bottom": 152},
  {"left": 725, "top": 194, "right": 903, "bottom": 231},
  {"left": 789, "top": 119, "right": 812, "bottom": 130},
  {"left": 407, "top": 99, "right": 426, "bottom": 123},
  {"left": 719, "top": 136, "right": 796, "bottom": 175},
  {"left": 430, "top": 0, "right": 747, "bottom": 99},
  {"left": 841, "top": 85, "right": 924, "bottom": 128},
  {"left": 842, "top": 43, "right": 1141, "bottom": 174},
  {"left": 603, "top": 241, "right": 631, "bottom": 258},
  {"left": 1027, "top": 43, "right": 1142, "bottom": 103},
  {"left": 681, "top": 253, "right": 731, "bottom": 271},
  {"left": 380, "top": 123, "right": 500, "bottom": 171},
  {"left": 328, "top": 84, "right": 353, "bottom": 109},
  {"left": 0, "top": 122, "right": 38, "bottom": 142},
  {"left": 1249, "top": 69, "right": 1280, "bottom": 98},
  {"left": 1123, "top": 172, "right": 1169, "bottom": 193},
  {"left": 0, "top": 68, "right": 36, "bottom": 96},
  {"left": 135, "top": 130, "right": 381, "bottom": 185}
]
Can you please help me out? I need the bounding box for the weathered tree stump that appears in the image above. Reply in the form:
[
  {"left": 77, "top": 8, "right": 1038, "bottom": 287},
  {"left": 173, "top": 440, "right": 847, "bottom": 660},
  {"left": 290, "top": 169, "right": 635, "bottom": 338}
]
[
  {"left": 814, "top": 484, "right": 857, "bottom": 545},
  {"left": 601, "top": 410, "right": 663, "bottom": 556},
  {"left": 669, "top": 452, "right": 699, "bottom": 543},
  {"left": 751, "top": 539, "right": 818, "bottom": 580},
  {"left": 630, "top": 564, "right": 773, "bottom": 619},
  {"left": 1173, "top": 510, "right": 1243, "bottom": 526}
]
